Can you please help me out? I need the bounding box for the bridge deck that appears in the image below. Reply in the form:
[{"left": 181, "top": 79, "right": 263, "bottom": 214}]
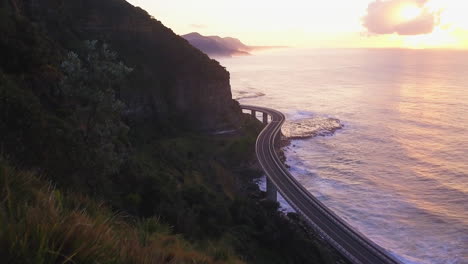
[{"left": 242, "top": 105, "right": 401, "bottom": 264}]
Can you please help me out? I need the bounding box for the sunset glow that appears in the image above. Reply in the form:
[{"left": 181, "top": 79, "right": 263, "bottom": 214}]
[
  {"left": 398, "top": 4, "right": 422, "bottom": 21},
  {"left": 126, "top": 0, "right": 468, "bottom": 49}
]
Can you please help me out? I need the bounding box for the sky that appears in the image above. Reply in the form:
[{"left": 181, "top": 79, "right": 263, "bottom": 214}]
[{"left": 126, "top": 0, "right": 468, "bottom": 49}]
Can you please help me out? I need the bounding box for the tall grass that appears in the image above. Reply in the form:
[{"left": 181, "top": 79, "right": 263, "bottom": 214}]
[{"left": 0, "top": 161, "right": 243, "bottom": 264}]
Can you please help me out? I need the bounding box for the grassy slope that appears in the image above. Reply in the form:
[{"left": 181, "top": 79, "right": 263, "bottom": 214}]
[{"left": 0, "top": 160, "right": 243, "bottom": 264}]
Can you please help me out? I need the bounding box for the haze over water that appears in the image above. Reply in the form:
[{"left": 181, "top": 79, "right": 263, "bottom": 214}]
[{"left": 219, "top": 48, "right": 468, "bottom": 264}]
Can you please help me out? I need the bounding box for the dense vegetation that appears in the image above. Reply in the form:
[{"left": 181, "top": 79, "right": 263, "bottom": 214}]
[
  {"left": 0, "top": 161, "right": 243, "bottom": 264},
  {"left": 0, "top": 0, "right": 345, "bottom": 263}
]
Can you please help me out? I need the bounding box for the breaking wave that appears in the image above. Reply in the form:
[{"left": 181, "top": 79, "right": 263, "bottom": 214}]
[
  {"left": 282, "top": 117, "right": 344, "bottom": 139},
  {"left": 234, "top": 90, "right": 266, "bottom": 100}
]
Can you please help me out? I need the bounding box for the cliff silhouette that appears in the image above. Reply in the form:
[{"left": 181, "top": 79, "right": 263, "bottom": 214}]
[{"left": 183, "top": 32, "right": 252, "bottom": 57}]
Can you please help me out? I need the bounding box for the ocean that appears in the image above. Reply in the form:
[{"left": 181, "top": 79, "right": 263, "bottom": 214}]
[{"left": 218, "top": 48, "right": 468, "bottom": 264}]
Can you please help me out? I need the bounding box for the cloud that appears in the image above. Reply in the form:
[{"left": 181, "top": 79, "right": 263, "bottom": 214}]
[{"left": 363, "top": 0, "right": 440, "bottom": 35}]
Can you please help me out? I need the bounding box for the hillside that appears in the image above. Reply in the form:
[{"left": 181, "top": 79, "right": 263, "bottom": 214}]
[
  {"left": 182, "top": 32, "right": 252, "bottom": 57},
  {"left": 0, "top": 0, "right": 344, "bottom": 263},
  {"left": 182, "top": 32, "right": 289, "bottom": 57},
  {"left": 0, "top": 160, "right": 245, "bottom": 264},
  {"left": 13, "top": 0, "right": 241, "bottom": 130}
]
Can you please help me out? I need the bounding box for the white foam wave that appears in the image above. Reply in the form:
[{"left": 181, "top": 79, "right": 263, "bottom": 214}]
[
  {"left": 282, "top": 117, "right": 344, "bottom": 139},
  {"left": 287, "top": 110, "right": 316, "bottom": 121},
  {"left": 234, "top": 90, "right": 266, "bottom": 100}
]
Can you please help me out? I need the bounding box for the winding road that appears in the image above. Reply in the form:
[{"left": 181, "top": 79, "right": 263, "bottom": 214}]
[{"left": 242, "top": 105, "right": 402, "bottom": 264}]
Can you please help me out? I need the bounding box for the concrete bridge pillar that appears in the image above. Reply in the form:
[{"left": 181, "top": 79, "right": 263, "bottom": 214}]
[
  {"left": 275, "top": 132, "right": 281, "bottom": 147},
  {"left": 263, "top": 112, "right": 268, "bottom": 124},
  {"left": 266, "top": 177, "right": 278, "bottom": 201},
  {"left": 251, "top": 110, "right": 256, "bottom": 118}
]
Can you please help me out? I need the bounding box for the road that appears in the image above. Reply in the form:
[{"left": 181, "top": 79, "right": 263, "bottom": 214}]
[{"left": 242, "top": 105, "right": 402, "bottom": 264}]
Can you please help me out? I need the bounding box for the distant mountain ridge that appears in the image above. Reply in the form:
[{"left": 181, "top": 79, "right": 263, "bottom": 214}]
[{"left": 182, "top": 32, "right": 252, "bottom": 57}]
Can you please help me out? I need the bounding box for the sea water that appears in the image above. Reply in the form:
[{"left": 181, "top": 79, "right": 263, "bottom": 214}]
[{"left": 219, "top": 48, "right": 468, "bottom": 264}]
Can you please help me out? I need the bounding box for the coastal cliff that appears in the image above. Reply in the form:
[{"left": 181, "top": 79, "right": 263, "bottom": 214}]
[
  {"left": 0, "top": 0, "right": 344, "bottom": 263},
  {"left": 18, "top": 0, "right": 241, "bottom": 130},
  {"left": 182, "top": 32, "right": 251, "bottom": 57}
]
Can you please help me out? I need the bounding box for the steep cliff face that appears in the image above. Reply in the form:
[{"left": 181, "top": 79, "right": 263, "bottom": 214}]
[{"left": 21, "top": 0, "right": 241, "bottom": 130}]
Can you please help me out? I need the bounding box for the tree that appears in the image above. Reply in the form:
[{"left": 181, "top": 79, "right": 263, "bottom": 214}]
[{"left": 60, "top": 40, "right": 133, "bottom": 187}]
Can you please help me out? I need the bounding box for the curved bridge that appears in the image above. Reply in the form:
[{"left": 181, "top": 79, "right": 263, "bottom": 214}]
[{"left": 241, "top": 105, "right": 402, "bottom": 264}]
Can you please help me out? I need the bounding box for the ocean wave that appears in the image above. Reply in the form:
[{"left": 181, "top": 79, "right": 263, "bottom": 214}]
[
  {"left": 287, "top": 110, "right": 316, "bottom": 121},
  {"left": 234, "top": 90, "right": 266, "bottom": 100},
  {"left": 282, "top": 117, "right": 344, "bottom": 139}
]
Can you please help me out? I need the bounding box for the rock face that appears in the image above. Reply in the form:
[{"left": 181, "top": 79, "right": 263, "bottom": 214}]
[{"left": 22, "top": 0, "right": 241, "bottom": 130}]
